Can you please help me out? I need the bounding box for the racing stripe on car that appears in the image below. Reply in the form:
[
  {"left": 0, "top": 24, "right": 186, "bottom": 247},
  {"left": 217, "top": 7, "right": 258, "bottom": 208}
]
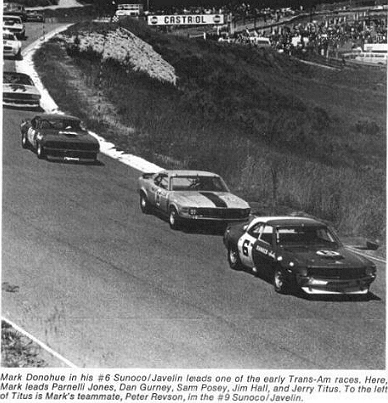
[{"left": 199, "top": 192, "right": 228, "bottom": 207}]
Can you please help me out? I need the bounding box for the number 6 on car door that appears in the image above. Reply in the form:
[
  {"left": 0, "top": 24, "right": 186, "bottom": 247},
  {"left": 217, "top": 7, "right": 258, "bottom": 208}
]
[{"left": 237, "top": 233, "right": 256, "bottom": 268}]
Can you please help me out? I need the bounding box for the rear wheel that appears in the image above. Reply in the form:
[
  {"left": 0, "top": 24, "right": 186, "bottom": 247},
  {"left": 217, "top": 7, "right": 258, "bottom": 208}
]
[
  {"left": 36, "top": 142, "right": 45, "bottom": 159},
  {"left": 169, "top": 207, "right": 181, "bottom": 230},
  {"left": 227, "top": 245, "right": 242, "bottom": 270}
]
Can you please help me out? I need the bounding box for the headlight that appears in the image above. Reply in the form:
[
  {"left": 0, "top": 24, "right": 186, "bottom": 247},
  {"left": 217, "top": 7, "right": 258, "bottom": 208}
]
[
  {"left": 31, "top": 94, "right": 41, "bottom": 100},
  {"left": 365, "top": 265, "right": 376, "bottom": 276},
  {"left": 189, "top": 208, "right": 197, "bottom": 215}
]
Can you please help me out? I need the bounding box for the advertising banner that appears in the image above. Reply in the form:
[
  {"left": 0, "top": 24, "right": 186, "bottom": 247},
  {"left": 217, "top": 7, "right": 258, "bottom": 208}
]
[{"left": 148, "top": 14, "right": 225, "bottom": 26}]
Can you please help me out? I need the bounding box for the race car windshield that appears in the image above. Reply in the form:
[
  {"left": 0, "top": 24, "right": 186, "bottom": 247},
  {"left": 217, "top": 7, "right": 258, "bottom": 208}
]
[
  {"left": 3, "top": 73, "right": 34, "bottom": 86},
  {"left": 171, "top": 176, "right": 229, "bottom": 192},
  {"left": 276, "top": 226, "right": 340, "bottom": 247},
  {"left": 3, "top": 33, "right": 16, "bottom": 40},
  {"left": 41, "top": 119, "right": 82, "bottom": 131},
  {"left": 3, "top": 17, "right": 21, "bottom": 24}
]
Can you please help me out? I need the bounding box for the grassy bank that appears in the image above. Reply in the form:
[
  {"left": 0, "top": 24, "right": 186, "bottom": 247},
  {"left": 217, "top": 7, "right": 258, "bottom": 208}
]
[{"left": 33, "top": 18, "right": 386, "bottom": 240}]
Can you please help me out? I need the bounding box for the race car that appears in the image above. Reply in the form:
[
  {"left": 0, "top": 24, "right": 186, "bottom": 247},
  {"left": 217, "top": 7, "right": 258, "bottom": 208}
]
[
  {"left": 25, "top": 10, "right": 45, "bottom": 23},
  {"left": 3, "top": 30, "right": 22, "bottom": 59},
  {"left": 3, "top": 71, "right": 41, "bottom": 108},
  {"left": 20, "top": 113, "right": 100, "bottom": 162},
  {"left": 2, "top": 15, "right": 25, "bottom": 39},
  {"left": 223, "top": 216, "right": 377, "bottom": 295},
  {"left": 3, "top": 2, "right": 27, "bottom": 21},
  {"left": 138, "top": 170, "right": 251, "bottom": 230}
]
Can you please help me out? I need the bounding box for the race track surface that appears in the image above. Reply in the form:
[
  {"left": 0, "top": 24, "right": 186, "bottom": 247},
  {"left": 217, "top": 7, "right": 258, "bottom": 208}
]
[{"left": 2, "top": 22, "right": 386, "bottom": 369}]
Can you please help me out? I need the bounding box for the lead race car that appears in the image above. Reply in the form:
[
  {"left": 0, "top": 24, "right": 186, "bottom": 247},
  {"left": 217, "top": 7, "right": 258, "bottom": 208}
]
[
  {"left": 138, "top": 170, "right": 251, "bottom": 230},
  {"left": 20, "top": 113, "right": 100, "bottom": 162},
  {"left": 224, "top": 216, "right": 377, "bottom": 295}
]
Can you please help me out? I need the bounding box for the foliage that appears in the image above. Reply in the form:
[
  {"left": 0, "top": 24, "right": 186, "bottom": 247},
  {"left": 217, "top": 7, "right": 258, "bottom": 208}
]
[
  {"left": 34, "top": 18, "right": 386, "bottom": 239},
  {"left": 1, "top": 321, "right": 47, "bottom": 367}
]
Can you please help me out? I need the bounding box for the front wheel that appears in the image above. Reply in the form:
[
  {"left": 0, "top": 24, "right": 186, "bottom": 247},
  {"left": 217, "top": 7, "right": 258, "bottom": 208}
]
[
  {"left": 21, "top": 132, "right": 29, "bottom": 149},
  {"left": 36, "top": 142, "right": 45, "bottom": 159},
  {"left": 169, "top": 207, "right": 181, "bottom": 230},
  {"left": 227, "top": 245, "right": 242, "bottom": 270},
  {"left": 139, "top": 193, "right": 151, "bottom": 214},
  {"left": 273, "top": 267, "right": 289, "bottom": 294}
]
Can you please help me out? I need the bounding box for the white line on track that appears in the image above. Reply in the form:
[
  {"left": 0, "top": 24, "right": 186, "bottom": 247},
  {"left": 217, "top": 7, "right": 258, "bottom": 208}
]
[{"left": 1, "top": 316, "right": 78, "bottom": 368}]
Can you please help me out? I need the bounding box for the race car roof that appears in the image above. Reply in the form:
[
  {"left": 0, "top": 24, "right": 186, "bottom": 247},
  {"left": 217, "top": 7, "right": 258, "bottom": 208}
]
[
  {"left": 162, "top": 170, "right": 221, "bottom": 177},
  {"left": 250, "top": 216, "right": 324, "bottom": 227}
]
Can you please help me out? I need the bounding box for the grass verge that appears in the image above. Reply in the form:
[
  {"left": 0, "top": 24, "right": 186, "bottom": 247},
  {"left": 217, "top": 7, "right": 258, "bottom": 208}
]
[{"left": 33, "top": 18, "right": 386, "bottom": 243}]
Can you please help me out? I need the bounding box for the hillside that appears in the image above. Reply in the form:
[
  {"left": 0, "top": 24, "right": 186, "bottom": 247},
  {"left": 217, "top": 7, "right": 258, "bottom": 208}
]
[{"left": 33, "top": 18, "right": 386, "bottom": 240}]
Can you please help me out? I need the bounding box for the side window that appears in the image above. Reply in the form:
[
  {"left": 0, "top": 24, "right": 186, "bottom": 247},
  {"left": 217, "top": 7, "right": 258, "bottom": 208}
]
[
  {"left": 154, "top": 174, "right": 168, "bottom": 189},
  {"left": 248, "top": 223, "right": 264, "bottom": 239},
  {"left": 258, "top": 225, "right": 273, "bottom": 245}
]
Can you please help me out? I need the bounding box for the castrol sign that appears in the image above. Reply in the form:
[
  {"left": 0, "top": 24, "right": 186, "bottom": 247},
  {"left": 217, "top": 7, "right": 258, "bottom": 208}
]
[{"left": 147, "top": 14, "right": 225, "bottom": 26}]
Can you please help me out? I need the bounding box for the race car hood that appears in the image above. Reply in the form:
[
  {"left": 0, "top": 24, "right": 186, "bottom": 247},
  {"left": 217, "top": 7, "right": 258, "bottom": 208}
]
[
  {"left": 281, "top": 245, "right": 371, "bottom": 268},
  {"left": 3, "top": 83, "right": 40, "bottom": 97},
  {"left": 172, "top": 191, "right": 250, "bottom": 209}
]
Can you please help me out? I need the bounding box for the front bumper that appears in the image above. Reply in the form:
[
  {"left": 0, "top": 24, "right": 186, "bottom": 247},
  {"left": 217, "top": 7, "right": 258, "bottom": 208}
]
[
  {"left": 297, "top": 275, "right": 376, "bottom": 295},
  {"left": 179, "top": 208, "right": 250, "bottom": 222},
  {"left": 3, "top": 98, "right": 40, "bottom": 108}
]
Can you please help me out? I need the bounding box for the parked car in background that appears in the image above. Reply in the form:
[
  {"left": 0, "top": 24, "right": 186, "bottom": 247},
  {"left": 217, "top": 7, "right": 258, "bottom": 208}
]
[
  {"left": 3, "top": 2, "right": 27, "bottom": 21},
  {"left": 2, "top": 15, "right": 25, "bottom": 39},
  {"left": 3, "top": 30, "right": 21, "bottom": 59},
  {"left": 138, "top": 170, "right": 251, "bottom": 230},
  {"left": 224, "top": 216, "right": 376, "bottom": 295},
  {"left": 3, "top": 72, "right": 40, "bottom": 108},
  {"left": 25, "top": 10, "right": 45, "bottom": 23},
  {"left": 20, "top": 114, "right": 100, "bottom": 162}
]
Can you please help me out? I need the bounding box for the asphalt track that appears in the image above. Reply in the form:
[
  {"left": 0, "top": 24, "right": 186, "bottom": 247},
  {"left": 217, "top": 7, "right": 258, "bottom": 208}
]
[{"left": 1, "top": 22, "right": 386, "bottom": 369}]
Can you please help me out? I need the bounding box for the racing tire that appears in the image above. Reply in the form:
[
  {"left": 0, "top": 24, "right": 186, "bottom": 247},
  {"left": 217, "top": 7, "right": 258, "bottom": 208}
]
[
  {"left": 36, "top": 142, "right": 45, "bottom": 159},
  {"left": 227, "top": 245, "right": 242, "bottom": 271},
  {"left": 139, "top": 192, "right": 151, "bottom": 214},
  {"left": 273, "top": 266, "right": 289, "bottom": 294},
  {"left": 169, "top": 207, "right": 181, "bottom": 230},
  {"left": 21, "top": 132, "right": 29, "bottom": 149}
]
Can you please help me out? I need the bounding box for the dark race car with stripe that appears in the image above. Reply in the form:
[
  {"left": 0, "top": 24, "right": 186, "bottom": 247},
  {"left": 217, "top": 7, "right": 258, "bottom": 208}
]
[
  {"left": 223, "top": 216, "right": 377, "bottom": 296},
  {"left": 138, "top": 170, "right": 250, "bottom": 230}
]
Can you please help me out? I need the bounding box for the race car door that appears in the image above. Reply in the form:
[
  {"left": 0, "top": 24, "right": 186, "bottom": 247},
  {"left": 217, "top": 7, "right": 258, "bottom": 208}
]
[
  {"left": 153, "top": 173, "right": 169, "bottom": 212},
  {"left": 252, "top": 224, "right": 276, "bottom": 272},
  {"left": 237, "top": 221, "right": 263, "bottom": 269}
]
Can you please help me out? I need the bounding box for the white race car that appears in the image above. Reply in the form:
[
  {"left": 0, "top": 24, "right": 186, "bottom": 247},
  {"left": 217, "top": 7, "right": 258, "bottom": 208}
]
[
  {"left": 3, "top": 30, "right": 22, "bottom": 59},
  {"left": 2, "top": 15, "right": 25, "bottom": 39}
]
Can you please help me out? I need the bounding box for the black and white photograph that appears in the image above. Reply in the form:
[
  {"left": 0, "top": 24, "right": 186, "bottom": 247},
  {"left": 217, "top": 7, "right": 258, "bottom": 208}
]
[{"left": 1, "top": 0, "right": 387, "bottom": 401}]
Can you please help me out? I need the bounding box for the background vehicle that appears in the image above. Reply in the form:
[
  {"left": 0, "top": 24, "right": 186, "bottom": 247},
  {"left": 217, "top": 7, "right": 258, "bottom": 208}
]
[
  {"left": 3, "top": 2, "right": 27, "bottom": 21},
  {"left": 138, "top": 170, "right": 250, "bottom": 230},
  {"left": 2, "top": 15, "right": 25, "bottom": 39},
  {"left": 224, "top": 216, "right": 377, "bottom": 295},
  {"left": 3, "top": 30, "right": 21, "bottom": 59},
  {"left": 20, "top": 114, "right": 100, "bottom": 162},
  {"left": 3, "top": 72, "right": 40, "bottom": 108},
  {"left": 25, "top": 10, "right": 45, "bottom": 23}
]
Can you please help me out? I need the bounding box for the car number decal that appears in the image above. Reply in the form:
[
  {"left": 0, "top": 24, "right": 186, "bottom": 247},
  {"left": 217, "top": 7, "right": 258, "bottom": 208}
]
[
  {"left": 242, "top": 239, "right": 250, "bottom": 256},
  {"left": 255, "top": 245, "right": 276, "bottom": 259}
]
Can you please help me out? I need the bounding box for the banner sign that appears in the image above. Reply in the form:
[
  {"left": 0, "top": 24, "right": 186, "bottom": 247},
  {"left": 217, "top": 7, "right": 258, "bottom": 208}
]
[{"left": 148, "top": 14, "right": 225, "bottom": 26}]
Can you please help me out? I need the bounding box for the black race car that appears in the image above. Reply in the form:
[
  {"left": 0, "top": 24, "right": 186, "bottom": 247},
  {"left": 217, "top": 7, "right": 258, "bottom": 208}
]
[
  {"left": 223, "top": 216, "right": 376, "bottom": 295},
  {"left": 20, "top": 114, "right": 100, "bottom": 162}
]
